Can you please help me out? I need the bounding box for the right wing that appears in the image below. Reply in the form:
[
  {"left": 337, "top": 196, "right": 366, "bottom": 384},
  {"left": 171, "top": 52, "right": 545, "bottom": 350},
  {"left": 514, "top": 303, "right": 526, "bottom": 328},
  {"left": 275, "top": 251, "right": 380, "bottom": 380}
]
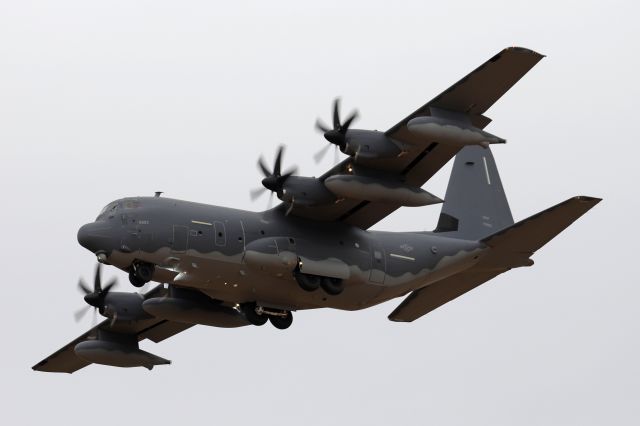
[
  {"left": 32, "top": 284, "right": 194, "bottom": 374},
  {"left": 288, "top": 47, "right": 544, "bottom": 229}
]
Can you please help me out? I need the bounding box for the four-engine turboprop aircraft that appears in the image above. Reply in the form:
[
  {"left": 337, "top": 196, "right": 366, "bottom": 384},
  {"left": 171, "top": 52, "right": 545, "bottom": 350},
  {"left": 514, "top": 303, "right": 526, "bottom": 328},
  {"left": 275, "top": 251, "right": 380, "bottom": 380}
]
[{"left": 33, "top": 47, "right": 600, "bottom": 373}]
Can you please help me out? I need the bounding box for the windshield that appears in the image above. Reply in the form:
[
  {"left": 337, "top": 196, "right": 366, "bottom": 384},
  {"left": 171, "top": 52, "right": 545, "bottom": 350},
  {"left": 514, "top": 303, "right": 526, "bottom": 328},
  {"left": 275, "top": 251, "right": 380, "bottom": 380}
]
[{"left": 96, "top": 202, "right": 120, "bottom": 220}]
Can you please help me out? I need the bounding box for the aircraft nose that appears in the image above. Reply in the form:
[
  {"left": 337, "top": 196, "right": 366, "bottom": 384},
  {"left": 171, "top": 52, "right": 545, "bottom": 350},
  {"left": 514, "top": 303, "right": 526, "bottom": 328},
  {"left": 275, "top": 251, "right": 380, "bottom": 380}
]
[{"left": 77, "top": 222, "right": 114, "bottom": 253}]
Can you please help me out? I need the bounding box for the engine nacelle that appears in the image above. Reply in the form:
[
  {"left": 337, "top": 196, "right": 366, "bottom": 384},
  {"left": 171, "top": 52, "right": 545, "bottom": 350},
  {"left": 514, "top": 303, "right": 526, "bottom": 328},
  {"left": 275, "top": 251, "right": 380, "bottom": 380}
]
[
  {"left": 101, "top": 292, "right": 150, "bottom": 322},
  {"left": 280, "top": 176, "right": 336, "bottom": 206},
  {"left": 343, "top": 130, "right": 405, "bottom": 161}
]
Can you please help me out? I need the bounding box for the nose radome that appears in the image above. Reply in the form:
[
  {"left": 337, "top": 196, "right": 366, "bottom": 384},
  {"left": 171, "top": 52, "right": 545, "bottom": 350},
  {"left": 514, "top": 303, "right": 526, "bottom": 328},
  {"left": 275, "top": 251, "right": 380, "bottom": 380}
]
[
  {"left": 77, "top": 223, "right": 93, "bottom": 250},
  {"left": 77, "top": 222, "right": 113, "bottom": 253}
]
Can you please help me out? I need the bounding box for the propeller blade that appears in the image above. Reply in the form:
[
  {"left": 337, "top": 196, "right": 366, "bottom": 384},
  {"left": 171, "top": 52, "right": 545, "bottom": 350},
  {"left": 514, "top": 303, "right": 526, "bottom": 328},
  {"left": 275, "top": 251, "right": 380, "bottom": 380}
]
[
  {"left": 273, "top": 146, "right": 284, "bottom": 176},
  {"left": 313, "top": 144, "right": 331, "bottom": 163},
  {"left": 250, "top": 187, "right": 267, "bottom": 201},
  {"left": 92, "top": 308, "right": 98, "bottom": 327},
  {"left": 110, "top": 312, "right": 118, "bottom": 328},
  {"left": 74, "top": 305, "right": 90, "bottom": 322},
  {"left": 282, "top": 166, "right": 298, "bottom": 178},
  {"left": 342, "top": 110, "right": 359, "bottom": 131},
  {"left": 78, "top": 278, "right": 91, "bottom": 295},
  {"left": 315, "top": 119, "right": 330, "bottom": 133},
  {"left": 332, "top": 98, "right": 341, "bottom": 129},
  {"left": 257, "top": 156, "right": 271, "bottom": 178},
  {"left": 102, "top": 278, "right": 117, "bottom": 294},
  {"left": 94, "top": 263, "right": 102, "bottom": 293}
]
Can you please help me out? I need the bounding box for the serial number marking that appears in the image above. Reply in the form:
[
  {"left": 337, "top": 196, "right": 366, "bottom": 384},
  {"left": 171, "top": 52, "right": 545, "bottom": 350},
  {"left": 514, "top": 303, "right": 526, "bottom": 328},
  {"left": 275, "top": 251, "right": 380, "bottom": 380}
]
[{"left": 389, "top": 253, "right": 415, "bottom": 261}]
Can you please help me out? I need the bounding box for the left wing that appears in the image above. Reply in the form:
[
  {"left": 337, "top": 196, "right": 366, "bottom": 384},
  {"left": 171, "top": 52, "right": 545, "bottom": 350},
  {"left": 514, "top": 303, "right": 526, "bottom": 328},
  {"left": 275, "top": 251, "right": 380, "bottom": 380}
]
[
  {"left": 32, "top": 284, "right": 194, "bottom": 373},
  {"left": 287, "top": 47, "right": 543, "bottom": 229}
]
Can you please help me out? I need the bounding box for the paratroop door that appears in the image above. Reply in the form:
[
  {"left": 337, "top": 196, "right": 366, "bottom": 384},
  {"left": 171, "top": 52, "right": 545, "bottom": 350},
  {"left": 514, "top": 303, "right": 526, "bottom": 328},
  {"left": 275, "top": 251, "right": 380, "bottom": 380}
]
[{"left": 172, "top": 225, "right": 188, "bottom": 253}]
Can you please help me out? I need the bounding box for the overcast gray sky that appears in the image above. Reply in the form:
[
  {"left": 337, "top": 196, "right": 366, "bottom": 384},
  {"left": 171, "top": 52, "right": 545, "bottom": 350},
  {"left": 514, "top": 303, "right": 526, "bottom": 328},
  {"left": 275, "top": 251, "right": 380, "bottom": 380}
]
[{"left": 1, "top": 1, "right": 638, "bottom": 425}]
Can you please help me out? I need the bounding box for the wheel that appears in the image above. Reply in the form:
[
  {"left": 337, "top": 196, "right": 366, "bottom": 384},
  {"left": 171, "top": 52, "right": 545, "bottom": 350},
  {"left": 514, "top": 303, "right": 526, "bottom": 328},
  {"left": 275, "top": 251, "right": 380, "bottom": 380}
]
[
  {"left": 134, "top": 262, "right": 154, "bottom": 283},
  {"left": 269, "top": 311, "right": 293, "bottom": 330},
  {"left": 294, "top": 272, "right": 320, "bottom": 292},
  {"left": 321, "top": 277, "right": 344, "bottom": 295},
  {"left": 129, "top": 270, "right": 145, "bottom": 287},
  {"left": 243, "top": 303, "right": 268, "bottom": 326}
]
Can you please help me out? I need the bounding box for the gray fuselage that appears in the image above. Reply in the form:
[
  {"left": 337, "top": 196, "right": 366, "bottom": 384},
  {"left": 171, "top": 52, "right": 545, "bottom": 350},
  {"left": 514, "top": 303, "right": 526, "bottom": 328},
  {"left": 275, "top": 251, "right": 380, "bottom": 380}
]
[{"left": 78, "top": 196, "right": 485, "bottom": 312}]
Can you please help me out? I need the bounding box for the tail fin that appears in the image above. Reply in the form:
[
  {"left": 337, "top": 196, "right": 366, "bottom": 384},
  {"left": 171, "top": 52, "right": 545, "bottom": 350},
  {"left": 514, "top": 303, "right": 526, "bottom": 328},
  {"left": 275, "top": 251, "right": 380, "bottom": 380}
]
[{"left": 434, "top": 146, "right": 513, "bottom": 240}]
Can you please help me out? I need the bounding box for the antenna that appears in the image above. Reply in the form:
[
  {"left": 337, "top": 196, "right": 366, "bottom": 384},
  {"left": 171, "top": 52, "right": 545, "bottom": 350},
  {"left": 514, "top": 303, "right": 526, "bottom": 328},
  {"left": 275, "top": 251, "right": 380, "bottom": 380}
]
[{"left": 154, "top": 191, "right": 163, "bottom": 198}]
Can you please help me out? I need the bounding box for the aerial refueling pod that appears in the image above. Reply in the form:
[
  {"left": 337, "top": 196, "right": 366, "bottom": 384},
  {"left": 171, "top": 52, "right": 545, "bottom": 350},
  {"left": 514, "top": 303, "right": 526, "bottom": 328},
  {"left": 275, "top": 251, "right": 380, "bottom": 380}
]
[
  {"left": 74, "top": 330, "right": 169, "bottom": 370},
  {"left": 407, "top": 116, "right": 505, "bottom": 148},
  {"left": 324, "top": 174, "right": 443, "bottom": 207}
]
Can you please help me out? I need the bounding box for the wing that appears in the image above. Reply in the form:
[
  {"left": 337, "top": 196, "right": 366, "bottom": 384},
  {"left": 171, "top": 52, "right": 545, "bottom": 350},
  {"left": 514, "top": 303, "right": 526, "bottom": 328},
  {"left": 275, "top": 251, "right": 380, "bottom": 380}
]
[
  {"left": 288, "top": 47, "right": 544, "bottom": 229},
  {"left": 32, "top": 284, "right": 194, "bottom": 374}
]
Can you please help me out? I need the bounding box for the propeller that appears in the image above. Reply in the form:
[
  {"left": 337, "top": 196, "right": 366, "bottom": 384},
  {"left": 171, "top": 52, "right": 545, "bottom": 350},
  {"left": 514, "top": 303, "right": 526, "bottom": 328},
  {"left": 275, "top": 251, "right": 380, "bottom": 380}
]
[
  {"left": 249, "top": 145, "right": 298, "bottom": 208},
  {"left": 74, "top": 264, "right": 117, "bottom": 325},
  {"left": 314, "top": 98, "right": 359, "bottom": 163}
]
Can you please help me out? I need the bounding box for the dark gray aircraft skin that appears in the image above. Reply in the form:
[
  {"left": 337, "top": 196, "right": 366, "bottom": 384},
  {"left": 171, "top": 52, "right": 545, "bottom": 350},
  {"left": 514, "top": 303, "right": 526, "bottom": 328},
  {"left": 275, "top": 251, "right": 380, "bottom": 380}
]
[{"left": 33, "top": 47, "right": 600, "bottom": 373}]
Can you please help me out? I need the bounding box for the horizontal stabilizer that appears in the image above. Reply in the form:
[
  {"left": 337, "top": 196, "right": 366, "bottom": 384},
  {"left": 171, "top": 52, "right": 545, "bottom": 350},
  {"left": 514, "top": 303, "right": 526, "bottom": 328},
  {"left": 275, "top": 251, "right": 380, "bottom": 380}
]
[
  {"left": 481, "top": 196, "right": 602, "bottom": 255},
  {"left": 388, "top": 269, "right": 507, "bottom": 322},
  {"left": 388, "top": 196, "right": 601, "bottom": 322}
]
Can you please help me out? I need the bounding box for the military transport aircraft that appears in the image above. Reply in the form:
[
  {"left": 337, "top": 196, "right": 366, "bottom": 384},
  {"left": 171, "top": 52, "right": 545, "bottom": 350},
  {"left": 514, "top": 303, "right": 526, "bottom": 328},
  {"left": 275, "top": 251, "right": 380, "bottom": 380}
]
[{"left": 33, "top": 47, "right": 600, "bottom": 373}]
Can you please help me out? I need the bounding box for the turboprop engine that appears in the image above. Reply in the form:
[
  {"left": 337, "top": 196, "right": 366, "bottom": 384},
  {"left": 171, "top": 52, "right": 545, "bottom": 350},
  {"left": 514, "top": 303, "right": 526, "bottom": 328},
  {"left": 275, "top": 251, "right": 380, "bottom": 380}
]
[
  {"left": 314, "top": 98, "right": 408, "bottom": 162},
  {"left": 251, "top": 145, "right": 336, "bottom": 210}
]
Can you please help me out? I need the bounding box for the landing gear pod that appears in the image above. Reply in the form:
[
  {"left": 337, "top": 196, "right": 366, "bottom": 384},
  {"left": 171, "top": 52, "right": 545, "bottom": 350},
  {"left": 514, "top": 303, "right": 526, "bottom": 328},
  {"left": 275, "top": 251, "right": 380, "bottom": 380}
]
[{"left": 142, "top": 297, "right": 250, "bottom": 328}]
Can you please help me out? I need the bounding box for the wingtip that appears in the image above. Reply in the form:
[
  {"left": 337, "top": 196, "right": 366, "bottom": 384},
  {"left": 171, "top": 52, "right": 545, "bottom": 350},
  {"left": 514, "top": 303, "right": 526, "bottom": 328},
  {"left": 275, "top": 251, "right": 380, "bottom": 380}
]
[
  {"left": 574, "top": 195, "right": 603, "bottom": 204},
  {"left": 504, "top": 46, "right": 545, "bottom": 58}
]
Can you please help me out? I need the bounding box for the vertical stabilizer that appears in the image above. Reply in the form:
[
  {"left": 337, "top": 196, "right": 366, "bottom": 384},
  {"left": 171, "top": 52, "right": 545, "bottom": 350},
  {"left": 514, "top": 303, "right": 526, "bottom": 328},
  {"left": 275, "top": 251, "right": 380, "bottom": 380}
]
[{"left": 434, "top": 146, "right": 513, "bottom": 240}]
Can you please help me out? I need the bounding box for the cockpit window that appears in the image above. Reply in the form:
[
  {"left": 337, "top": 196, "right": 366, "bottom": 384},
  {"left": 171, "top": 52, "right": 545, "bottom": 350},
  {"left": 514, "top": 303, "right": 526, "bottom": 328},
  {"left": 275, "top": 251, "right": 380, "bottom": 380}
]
[
  {"left": 124, "top": 200, "right": 140, "bottom": 209},
  {"left": 97, "top": 202, "right": 120, "bottom": 220}
]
